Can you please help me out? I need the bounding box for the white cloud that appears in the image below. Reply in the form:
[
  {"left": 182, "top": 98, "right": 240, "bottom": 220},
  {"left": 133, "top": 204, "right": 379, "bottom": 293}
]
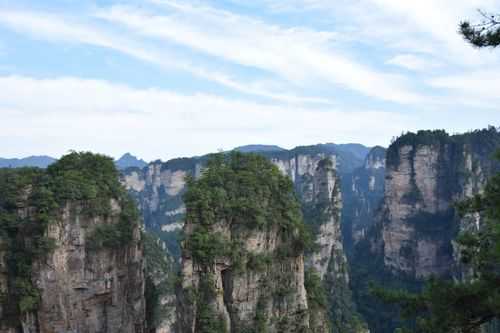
[
  {"left": 260, "top": 0, "right": 500, "bottom": 65},
  {"left": 0, "top": 10, "right": 327, "bottom": 105},
  {"left": 428, "top": 70, "right": 500, "bottom": 104},
  {"left": 387, "top": 54, "right": 441, "bottom": 71},
  {"left": 94, "top": 1, "right": 422, "bottom": 104},
  {"left": 0, "top": 75, "right": 412, "bottom": 159}
]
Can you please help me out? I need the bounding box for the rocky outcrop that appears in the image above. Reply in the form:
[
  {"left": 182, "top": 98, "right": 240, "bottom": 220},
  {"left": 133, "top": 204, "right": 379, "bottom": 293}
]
[
  {"left": 123, "top": 146, "right": 368, "bottom": 332},
  {"left": 0, "top": 153, "right": 147, "bottom": 333},
  {"left": 178, "top": 225, "right": 311, "bottom": 332},
  {"left": 122, "top": 144, "right": 368, "bottom": 258},
  {"left": 176, "top": 153, "right": 327, "bottom": 333},
  {"left": 33, "top": 201, "right": 145, "bottom": 333},
  {"left": 0, "top": 202, "right": 145, "bottom": 333},
  {"left": 348, "top": 128, "right": 500, "bottom": 333},
  {"left": 379, "top": 129, "right": 500, "bottom": 279},
  {"left": 304, "top": 158, "right": 343, "bottom": 278}
]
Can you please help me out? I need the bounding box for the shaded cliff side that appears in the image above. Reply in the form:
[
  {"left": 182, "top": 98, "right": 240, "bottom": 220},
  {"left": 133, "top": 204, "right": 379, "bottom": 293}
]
[
  {"left": 176, "top": 153, "right": 328, "bottom": 333},
  {"left": 301, "top": 158, "right": 367, "bottom": 333},
  {"left": 342, "top": 146, "right": 386, "bottom": 254},
  {"left": 0, "top": 152, "right": 146, "bottom": 333},
  {"left": 351, "top": 127, "right": 500, "bottom": 333}
]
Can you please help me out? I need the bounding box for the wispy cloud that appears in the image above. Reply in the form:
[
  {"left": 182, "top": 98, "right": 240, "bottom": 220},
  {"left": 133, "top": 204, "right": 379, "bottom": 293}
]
[
  {"left": 0, "top": 75, "right": 412, "bottom": 159},
  {"left": 0, "top": 9, "right": 329, "bottom": 105},
  {"left": 387, "top": 54, "right": 441, "bottom": 72},
  {"left": 429, "top": 70, "right": 500, "bottom": 104},
  {"left": 94, "top": 1, "right": 422, "bottom": 104},
  {"left": 0, "top": 0, "right": 499, "bottom": 160}
]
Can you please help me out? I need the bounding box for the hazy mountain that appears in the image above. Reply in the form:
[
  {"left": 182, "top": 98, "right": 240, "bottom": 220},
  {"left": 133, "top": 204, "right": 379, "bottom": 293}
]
[
  {"left": 0, "top": 153, "right": 148, "bottom": 170},
  {"left": 115, "top": 153, "right": 148, "bottom": 170},
  {"left": 0, "top": 155, "right": 56, "bottom": 168},
  {"left": 333, "top": 143, "right": 373, "bottom": 161},
  {"left": 233, "top": 144, "right": 286, "bottom": 153}
]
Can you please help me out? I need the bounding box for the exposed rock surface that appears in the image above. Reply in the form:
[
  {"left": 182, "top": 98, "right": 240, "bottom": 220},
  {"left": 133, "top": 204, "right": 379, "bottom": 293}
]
[
  {"left": 0, "top": 153, "right": 147, "bottom": 333},
  {"left": 34, "top": 202, "right": 145, "bottom": 333},
  {"left": 122, "top": 145, "right": 369, "bottom": 332},
  {"left": 342, "top": 146, "right": 386, "bottom": 252},
  {"left": 176, "top": 153, "right": 320, "bottom": 333},
  {"left": 380, "top": 129, "right": 500, "bottom": 278},
  {"left": 350, "top": 128, "right": 500, "bottom": 333},
  {"left": 0, "top": 201, "right": 145, "bottom": 333},
  {"left": 122, "top": 144, "right": 368, "bottom": 259}
]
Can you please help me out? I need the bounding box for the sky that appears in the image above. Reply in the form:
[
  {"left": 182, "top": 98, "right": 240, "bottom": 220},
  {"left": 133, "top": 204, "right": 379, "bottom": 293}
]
[{"left": 1, "top": 0, "right": 500, "bottom": 161}]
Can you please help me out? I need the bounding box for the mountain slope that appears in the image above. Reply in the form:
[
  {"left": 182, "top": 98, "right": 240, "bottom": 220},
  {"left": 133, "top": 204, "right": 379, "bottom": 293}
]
[{"left": 0, "top": 155, "right": 56, "bottom": 168}]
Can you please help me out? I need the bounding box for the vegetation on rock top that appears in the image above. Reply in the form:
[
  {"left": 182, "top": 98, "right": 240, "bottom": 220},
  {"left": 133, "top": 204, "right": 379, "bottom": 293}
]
[{"left": 0, "top": 151, "right": 139, "bottom": 325}]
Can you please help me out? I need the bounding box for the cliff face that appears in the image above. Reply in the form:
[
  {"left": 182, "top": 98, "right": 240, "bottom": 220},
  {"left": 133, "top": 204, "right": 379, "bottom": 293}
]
[
  {"left": 123, "top": 147, "right": 366, "bottom": 332},
  {"left": 0, "top": 153, "right": 146, "bottom": 333},
  {"left": 178, "top": 224, "right": 311, "bottom": 332},
  {"left": 380, "top": 129, "right": 500, "bottom": 279},
  {"left": 302, "top": 160, "right": 366, "bottom": 333},
  {"left": 342, "top": 146, "right": 386, "bottom": 251},
  {"left": 33, "top": 201, "right": 145, "bottom": 333},
  {"left": 122, "top": 144, "right": 368, "bottom": 258},
  {"left": 348, "top": 129, "right": 500, "bottom": 333},
  {"left": 122, "top": 146, "right": 362, "bottom": 260},
  {"left": 176, "top": 153, "right": 322, "bottom": 333},
  {"left": 301, "top": 158, "right": 343, "bottom": 278}
]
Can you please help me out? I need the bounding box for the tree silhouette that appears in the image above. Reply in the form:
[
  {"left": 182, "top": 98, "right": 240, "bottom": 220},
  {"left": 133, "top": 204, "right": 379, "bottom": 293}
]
[{"left": 460, "top": 10, "right": 500, "bottom": 48}]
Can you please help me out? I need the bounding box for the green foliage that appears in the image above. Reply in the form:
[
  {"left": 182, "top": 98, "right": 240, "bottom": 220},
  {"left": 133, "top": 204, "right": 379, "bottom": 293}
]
[
  {"left": 186, "top": 226, "right": 229, "bottom": 264},
  {"left": 304, "top": 269, "right": 328, "bottom": 309},
  {"left": 386, "top": 130, "right": 449, "bottom": 167},
  {"left": 143, "top": 232, "right": 175, "bottom": 330},
  {"left": 87, "top": 195, "right": 138, "bottom": 249},
  {"left": 185, "top": 152, "right": 307, "bottom": 236},
  {"left": 350, "top": 224, "right": 424, "bottom": 333},
  {"left": 46, "top": 151, "right": 123, "bottom": 216},
  {"left": 460, "top": 11, "right": 500, "bottom": 48},
  {"left": 182, "top": 152, "right": 314, "bottom": 331},
  {"left": 0, "top": 168, "right": 55, "bottom": 323},
  {"left": 195, "top": 275, "right": 228, "bottom": 333},
  {"left": 0, "top": 151, "right": 138, "bottom": 323},
  {"left": 184, "top": 152, "right": 312, "bottom": 265},
  {"left": 387, "top": 128, "right": 500, "bottom": 169},
  {"left": 253, "top": 295, "right": 269, "bottom": 333},
  {"left": 246, "top": 252, "right": 273, "bottom": 271}
]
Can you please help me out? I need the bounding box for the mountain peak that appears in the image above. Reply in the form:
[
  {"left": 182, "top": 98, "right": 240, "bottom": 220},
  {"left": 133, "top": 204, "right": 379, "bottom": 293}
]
[
  {"left": 233, "top": 144, "right": 286, "bottom": 153},
  {"left": 115, "top": 153, "right": 148, "bottom": 170}
]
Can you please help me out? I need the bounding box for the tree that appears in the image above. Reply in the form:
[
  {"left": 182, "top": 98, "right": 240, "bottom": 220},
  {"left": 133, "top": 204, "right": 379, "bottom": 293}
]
[
  {"left": 373, "top": 152, "right": 500, "bottom": 333},
  {"left": 460, "top": 10, "right": 500, "bottom": 48}
]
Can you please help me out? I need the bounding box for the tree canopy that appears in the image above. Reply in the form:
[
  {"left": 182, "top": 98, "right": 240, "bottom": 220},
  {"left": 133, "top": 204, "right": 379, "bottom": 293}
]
[{"left": 460, "top": 10, "right": 500, "bottom": 48}]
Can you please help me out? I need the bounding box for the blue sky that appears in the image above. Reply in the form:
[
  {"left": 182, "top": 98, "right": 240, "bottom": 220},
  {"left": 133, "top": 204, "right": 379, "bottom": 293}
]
[{"left": 1, "top": 0, "right": 500, "bottom": 161}]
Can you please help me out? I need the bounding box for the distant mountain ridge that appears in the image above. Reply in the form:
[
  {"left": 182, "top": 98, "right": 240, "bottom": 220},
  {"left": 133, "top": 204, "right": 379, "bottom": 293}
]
[
  {"left": 0, "top": 153, "right": 148, "bottom": 170},
  {"left": 233, "top": 144, "right": 286, "bottom": 153},
  {"left": 115, "top": 153, "right": 148, "bottom": 169},
  {"left": 0, "top": 155, "right": 56, "bottom": 168}
]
